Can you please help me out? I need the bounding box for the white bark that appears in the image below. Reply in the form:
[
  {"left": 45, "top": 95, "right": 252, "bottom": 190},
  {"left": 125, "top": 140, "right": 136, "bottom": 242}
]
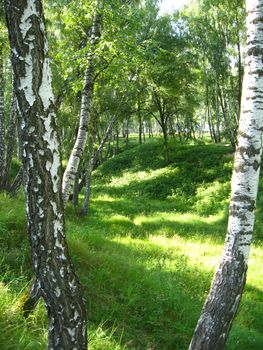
[
  {"left": 189, "top": 1, "right": 263, "bottom": 349},
  {"left": 6, "top": 0, "right": 87, "bottom": 348},
  {"left": 0, "top": 55, "right": 5, "bottom": 178},
  {"left": 62, "top": 11, "right": 101, "bottom": 203}
]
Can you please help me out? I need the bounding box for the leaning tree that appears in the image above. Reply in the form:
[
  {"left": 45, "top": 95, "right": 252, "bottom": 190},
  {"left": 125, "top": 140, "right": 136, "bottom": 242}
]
[{"left": 189, "top": 0, "right": 263, "bottom": 348}]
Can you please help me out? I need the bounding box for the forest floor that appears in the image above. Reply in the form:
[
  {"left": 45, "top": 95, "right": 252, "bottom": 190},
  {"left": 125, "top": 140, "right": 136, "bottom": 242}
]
[{"left": 0, "top": 139, "right": 262, "bottom": 349}]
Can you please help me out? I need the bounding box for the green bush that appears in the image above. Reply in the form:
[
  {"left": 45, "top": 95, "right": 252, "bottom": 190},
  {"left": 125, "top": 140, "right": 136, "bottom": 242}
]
[{"left": 194, "top": 181, "right": 231, "bottom": 215}]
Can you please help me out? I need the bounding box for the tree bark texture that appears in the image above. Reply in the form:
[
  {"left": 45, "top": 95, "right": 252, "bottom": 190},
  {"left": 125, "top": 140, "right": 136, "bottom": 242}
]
[
  {"left": 0, "top": 53, "right": 5, "bottom": 181},
  {"left": 62, "top": 11, "right": 101, "bottom": 203},
  {"left": 5, "top": 1, "right": 87, "bottom": 348},
  {"left": 189, "top": 1, "right": 263, "bottom": 349}
]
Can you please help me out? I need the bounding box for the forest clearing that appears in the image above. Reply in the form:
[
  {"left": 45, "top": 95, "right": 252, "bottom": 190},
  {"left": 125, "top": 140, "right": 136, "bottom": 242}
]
[{"left": 0, "top": 0, "right": 263, "bottom": 349}]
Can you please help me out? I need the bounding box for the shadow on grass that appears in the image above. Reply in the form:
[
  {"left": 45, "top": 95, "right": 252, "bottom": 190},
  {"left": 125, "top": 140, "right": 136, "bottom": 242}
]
[
  {"left": 97, "top": 142, "right": 233, "bottom": 179},
  {"left": 68, "top": 195, "right": 229, "bottom": 242},
  {"left": 69, "top": 233, "right": 263, "bottom": 350},
  {"left": 70, "top": 234, "right": 211, "bottom": 350}
]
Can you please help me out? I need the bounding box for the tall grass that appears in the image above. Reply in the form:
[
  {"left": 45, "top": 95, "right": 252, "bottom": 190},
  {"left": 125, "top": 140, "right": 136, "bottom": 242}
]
[{"left": 0, "top": 140, "right": 262, "bottom": 349}]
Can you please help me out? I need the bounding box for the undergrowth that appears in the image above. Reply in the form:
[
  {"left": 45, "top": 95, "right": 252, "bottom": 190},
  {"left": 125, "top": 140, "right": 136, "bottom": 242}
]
[{"left": 0, "top": 139, "right": 262, "bottom": 349}]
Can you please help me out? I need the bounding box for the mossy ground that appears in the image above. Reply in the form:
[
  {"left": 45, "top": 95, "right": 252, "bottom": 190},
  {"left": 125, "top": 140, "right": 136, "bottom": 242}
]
[{"left": 0, "top": 139, "right": 262, "bottom": 349}]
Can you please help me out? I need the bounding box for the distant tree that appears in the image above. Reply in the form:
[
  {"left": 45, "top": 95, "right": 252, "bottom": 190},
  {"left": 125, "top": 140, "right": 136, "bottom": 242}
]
[
  {"left": 1, "top": 84, "right": 17, "bottom": 190},
  {"left": 189, "top": 1, "right": 263, "bottom": 348},
  {"left": 5, "top": 0, "right": 87, "bottom": 348},
  {"left": 0, "top": 12, "right": 6, "bottom": 185}
]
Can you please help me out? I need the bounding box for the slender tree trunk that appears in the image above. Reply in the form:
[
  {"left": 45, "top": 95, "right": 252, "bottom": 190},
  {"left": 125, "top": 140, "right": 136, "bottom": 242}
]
[
  {"left": 189, "top": 2, "right": 263, "bottom": 348},
  {"left": 82, "top": 110, "right": 97, "bottom": 215},
  {"left": 72, "top": 170, "right": 79, "bottom": 208},
  {"left": 82, "top": 118, "right": 115, "bottom": 214},
  {"left": 116, "top": 126, "right": 119, "bottom": 153},
  {"left": 6, "top": 1, "right": 87, "bottom": 349},
  {"left": 17, "top": 110, "right": 23, "bottom": 161},
  {"left": 208, "top": 108, "right": 217, "bottom": 143},
  {"left": 62, "top": 11, "right": 101, "bottom": 203},
  {"left": 236, "top": 6, "right": 243, "bottom": 117},
  {"left": 219, "top": 86, "right": 236, "bottom": 148},
  {"left": 125, "top": 117, "right": 129, "bottom": 149},
  {"left": 9, "top": 166, "right": 23, "bottom": 197},
  {"left": 203, "top": 52, "right": 216, "bottom": 143},
  {"left": 222, "top": 79, "right": 237, "bottom": 146},
  {"left": 160, "top": 117, "right": 169, "bottom": 161},
  {"left": 0, "top": 53, "right": 5, "bottom": 184},
  {"left": 148, "top": 120, "right": 152, "bottom": 138},
  {"left": 138, "top": 92, "right": 142, "bottom": 144},
  {"left": 214, "top": 69, "right": 221, "bottom": 142},
  {"left": 2, "top": 86, "right": 17, "bottom": 190},
  {"left": 77, "top": 118, "right": 115, "bottom": 199}
]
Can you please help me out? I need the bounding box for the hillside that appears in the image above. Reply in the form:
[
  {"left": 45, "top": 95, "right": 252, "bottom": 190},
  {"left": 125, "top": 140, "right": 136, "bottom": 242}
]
[{"left": 0, "top": 141, "right": 262, "bottom": 350}]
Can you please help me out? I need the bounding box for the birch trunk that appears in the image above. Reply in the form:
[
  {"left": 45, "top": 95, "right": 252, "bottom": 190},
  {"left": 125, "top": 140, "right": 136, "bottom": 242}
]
[
  {"left": 0, "top": 54, "right": 5, "bottom": 182},
  {"left": 218, "top": 86, "right": 236, "bottom": 148},
  {"left": 214, "top": 70, "right": 221, "bottom": 143},
  {"left": 62, "top": 11, "right": 101, "bottom": 203},
  {"left": 5, "top": 1, "right": 87, "bottom": 348},
  {"left": 2, "top": 86, "right": 17, "bottom": 190},
  {"left": 189, "top": 1, "right": 263, "bottom": 348},
  {"left": 82, "top": 118, "right": 115, "bottom": 215},
  {"left": 236, "top": 3, "right": 243, "bottom": 116}
]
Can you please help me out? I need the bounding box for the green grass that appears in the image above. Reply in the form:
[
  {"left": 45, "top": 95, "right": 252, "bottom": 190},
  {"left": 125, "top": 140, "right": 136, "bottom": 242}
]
[{"left": 0, "top": 139, "right": 262, "bottom": 349}]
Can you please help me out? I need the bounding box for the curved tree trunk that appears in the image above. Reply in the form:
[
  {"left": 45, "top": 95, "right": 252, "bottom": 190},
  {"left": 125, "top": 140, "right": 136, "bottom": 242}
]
[
  {"left": 5, "top": 1, "right": 87, "bottom": 348},
  {"left": 189, "top": 1, "right": 263, "bottom": 348},
  {"left": 62, "top": 11, "right": 101, "bottom": 203}
]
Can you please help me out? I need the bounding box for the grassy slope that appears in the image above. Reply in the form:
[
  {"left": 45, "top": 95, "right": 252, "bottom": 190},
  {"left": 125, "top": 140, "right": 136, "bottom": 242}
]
[{"left": 0, "top": 139, "right": 262, "bottom": 349}]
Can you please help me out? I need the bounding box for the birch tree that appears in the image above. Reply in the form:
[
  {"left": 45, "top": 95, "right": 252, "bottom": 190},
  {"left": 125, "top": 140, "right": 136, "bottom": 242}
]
[
  {"left": 0, "top": 48, "right": 5, "bottom": 179},
  {"left": 5, "top": 0, "right": 87, "bottom": 348},
  {"left": 62, "top": 9, "right": 102, "bottom": 203},
  {"left": 189, "top": 0, "right": 263, "bottom": 348},
  {"left": 82, "top": 116, "right": 115, "bottom": 214}
]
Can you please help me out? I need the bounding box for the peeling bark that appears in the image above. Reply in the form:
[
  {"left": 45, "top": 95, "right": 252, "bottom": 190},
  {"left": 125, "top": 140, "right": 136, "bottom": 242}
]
[
  {"left": 189, "top": 1, "right": 263, "bottom": 349},
  {"left": 62, "top": 11, "right": 101, "bottom": 203},
  {"left": 5, "top": 1, "right": 87, "bottom": 348}
]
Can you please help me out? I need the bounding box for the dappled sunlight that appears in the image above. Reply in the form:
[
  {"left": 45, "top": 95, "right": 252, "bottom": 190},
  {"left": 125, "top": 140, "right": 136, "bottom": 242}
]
[
  {"left": 1, "top": 142, "right": 263, "bottom": 349},
  {"left": 109, "top": 234, "right": 221, "bottom": 274},
  {"left": 107, "top": 167, "right": 180, "bottom": 190},
  {"left": 93, "top": 194, "right": 121, "bottom": 203}
]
